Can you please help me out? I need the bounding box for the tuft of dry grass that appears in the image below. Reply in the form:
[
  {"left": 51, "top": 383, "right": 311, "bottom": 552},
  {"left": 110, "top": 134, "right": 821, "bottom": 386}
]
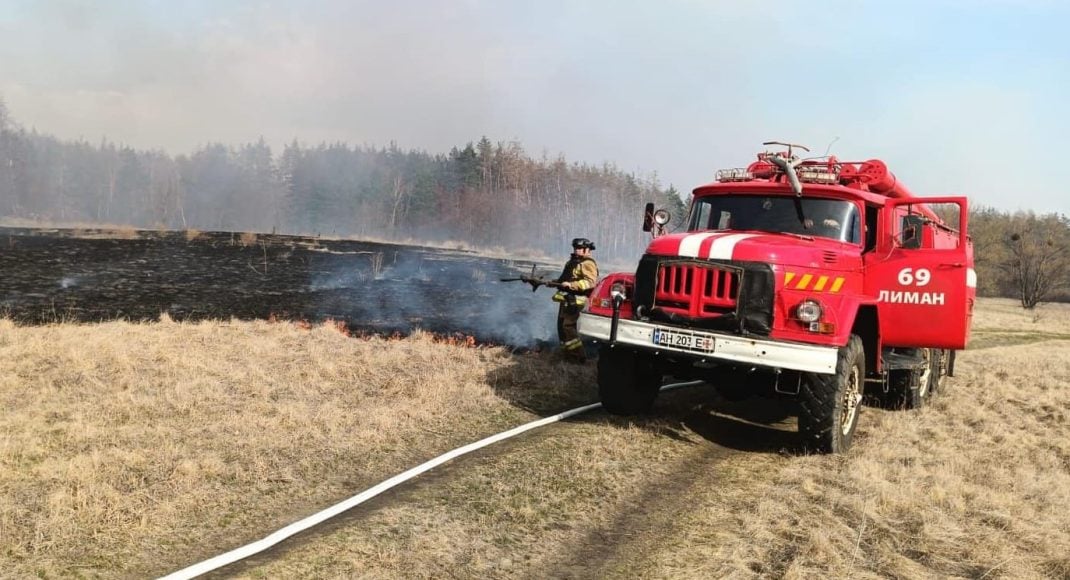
[
  {"left": 105, "top": 226, "right": 141, "bottom": 240},
  {"left": 2, "top": 298, "right": 1068, "bottom": 578}
]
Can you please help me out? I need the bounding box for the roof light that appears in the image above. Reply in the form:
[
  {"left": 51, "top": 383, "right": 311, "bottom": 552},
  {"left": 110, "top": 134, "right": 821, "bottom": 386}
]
[
  {"left": 716, "top": 168, "right": 753, "bottom": 182},
  {"left": 797, "top": 168, "right": 839, "bottom": 184}
]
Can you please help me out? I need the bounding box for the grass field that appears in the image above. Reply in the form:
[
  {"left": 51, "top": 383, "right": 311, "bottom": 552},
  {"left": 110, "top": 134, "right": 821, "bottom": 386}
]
[{"left": 1, "top": 298, "right": 1068, "bottom": 578}]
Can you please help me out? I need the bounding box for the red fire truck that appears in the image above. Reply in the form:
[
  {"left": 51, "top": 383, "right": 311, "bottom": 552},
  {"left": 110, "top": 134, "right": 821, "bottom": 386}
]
[{"left": 577, "top": 143, "right": 975, "bottom": 453}]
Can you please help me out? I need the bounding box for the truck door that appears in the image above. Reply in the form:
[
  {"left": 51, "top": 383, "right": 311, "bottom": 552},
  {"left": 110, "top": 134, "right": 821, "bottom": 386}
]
[{"left": 863, "top": 197, "right": 974, "bottom": 349}]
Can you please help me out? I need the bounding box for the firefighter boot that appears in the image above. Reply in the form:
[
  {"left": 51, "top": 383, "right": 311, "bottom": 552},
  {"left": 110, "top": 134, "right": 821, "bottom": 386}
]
[{"left": 559, "top": 338, "right": 587, "bottom": 364}]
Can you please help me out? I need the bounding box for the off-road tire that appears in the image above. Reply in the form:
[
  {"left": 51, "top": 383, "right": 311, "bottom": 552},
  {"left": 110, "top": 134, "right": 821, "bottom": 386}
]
[
  {"left": 799, "top": 334, "right": 865, "bottom": 454},
  {"left": 598, "top": 347, "right": 663, "bottom": 415},
  {"left": 930, "top": 349, "right": 947, "bottom": 394},
  {"left": 889, "top": 348, "right": 937, "bottom": 410}
]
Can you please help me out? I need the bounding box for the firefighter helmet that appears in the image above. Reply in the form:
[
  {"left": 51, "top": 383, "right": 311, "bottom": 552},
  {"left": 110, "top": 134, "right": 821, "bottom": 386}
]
[{"left": 571, "top": 237, "right": 596, "bottom": 251}]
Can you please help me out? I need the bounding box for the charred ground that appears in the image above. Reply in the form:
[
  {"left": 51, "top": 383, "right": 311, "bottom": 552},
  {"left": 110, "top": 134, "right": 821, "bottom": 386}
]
[{"left": 0, "top": 227, "right": 558, "bottom": 347}]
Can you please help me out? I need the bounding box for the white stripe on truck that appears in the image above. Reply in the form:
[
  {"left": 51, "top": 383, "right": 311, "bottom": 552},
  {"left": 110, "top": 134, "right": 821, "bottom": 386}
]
[
  {"left": 706, "top": 233, "right": 756, "bottom": 260},
  {"left": 678, "top": 232, "right": 719, "bottom": 257}
]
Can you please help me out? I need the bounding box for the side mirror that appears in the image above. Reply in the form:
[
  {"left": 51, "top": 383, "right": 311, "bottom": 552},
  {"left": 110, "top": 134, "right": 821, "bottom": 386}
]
[{"left": 642, "top": 202, "right": 655, "bottom": 232}]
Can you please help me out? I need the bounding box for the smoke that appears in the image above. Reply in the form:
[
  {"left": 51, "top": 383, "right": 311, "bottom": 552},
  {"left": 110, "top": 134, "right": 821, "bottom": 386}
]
[
  {"left": 307, "top": 246, "right": 560, "bottom": 348},
  {"left": 2, "top": 227, "right": 565, "bottom": 348}
]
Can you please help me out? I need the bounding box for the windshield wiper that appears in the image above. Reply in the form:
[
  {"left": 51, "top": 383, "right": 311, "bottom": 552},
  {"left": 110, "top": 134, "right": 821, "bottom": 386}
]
[{"left": 741, "top": 227, "right": 814, "bottom": 241}]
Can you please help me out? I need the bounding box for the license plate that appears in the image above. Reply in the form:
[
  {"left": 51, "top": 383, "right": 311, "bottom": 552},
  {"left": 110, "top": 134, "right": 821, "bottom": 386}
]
[{"left": 652, "top": 328, "right": 715, "bottom": 352}]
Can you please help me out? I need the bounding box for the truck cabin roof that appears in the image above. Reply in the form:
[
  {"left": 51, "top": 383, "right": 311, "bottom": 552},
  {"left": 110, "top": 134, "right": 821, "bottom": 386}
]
[{"left": 694, "top": 154, "right": 940, "bottom": 222}]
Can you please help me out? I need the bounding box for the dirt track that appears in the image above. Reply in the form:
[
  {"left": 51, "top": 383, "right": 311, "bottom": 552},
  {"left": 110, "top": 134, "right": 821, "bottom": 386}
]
[
  {"left": 0, "top": 226, "right": 557, "bottom": 346},
  {"left": 202, "top": 384, "right": 799, "bottom": 579}
]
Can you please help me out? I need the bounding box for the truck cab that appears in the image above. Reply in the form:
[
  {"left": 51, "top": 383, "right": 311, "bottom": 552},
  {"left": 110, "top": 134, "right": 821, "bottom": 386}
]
[{"left": 577, "top": 145, "right": 975, "bottom": 453}]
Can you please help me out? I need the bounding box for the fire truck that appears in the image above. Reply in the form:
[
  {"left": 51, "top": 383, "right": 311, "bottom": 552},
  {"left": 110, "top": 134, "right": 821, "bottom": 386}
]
[{"left": 577, "top": 143, "right": 975, "bottom": 453}]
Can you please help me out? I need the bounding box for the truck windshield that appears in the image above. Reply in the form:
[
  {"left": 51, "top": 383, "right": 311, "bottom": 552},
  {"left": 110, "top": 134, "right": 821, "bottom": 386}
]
[{"left": 689, "top": 195, "right": 861, "bottom": 243}]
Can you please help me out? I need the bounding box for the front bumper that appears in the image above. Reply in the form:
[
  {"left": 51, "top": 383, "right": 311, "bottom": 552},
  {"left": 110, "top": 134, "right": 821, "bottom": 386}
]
[{"left": 578, "top": 312, "right": 837, "bottom": 375}]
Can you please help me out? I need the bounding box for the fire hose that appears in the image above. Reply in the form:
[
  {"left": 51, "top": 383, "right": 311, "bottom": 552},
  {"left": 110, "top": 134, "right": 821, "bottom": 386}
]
[{"left": 160, "top": 379, "right": 705, "bottom": 579}]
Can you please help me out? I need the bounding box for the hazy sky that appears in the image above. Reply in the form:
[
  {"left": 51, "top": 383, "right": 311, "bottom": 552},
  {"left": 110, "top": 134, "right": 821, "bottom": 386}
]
[{"left": 1, "top": 0, "right": 1067, "bottom": 214}]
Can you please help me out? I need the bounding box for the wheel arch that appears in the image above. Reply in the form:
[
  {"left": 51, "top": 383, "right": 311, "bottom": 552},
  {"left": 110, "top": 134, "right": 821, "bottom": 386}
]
[{"left": 848, "top": 304, "right": 880, "bottom": 376}]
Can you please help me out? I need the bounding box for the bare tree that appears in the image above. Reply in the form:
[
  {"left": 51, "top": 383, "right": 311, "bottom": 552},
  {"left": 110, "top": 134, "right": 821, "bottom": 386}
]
[
  {"left": 1002, "top": 213, "right": 1070, "bottom": 308},
  {"left": 388, "top": 174, "right": 410, "bottom": 233}
]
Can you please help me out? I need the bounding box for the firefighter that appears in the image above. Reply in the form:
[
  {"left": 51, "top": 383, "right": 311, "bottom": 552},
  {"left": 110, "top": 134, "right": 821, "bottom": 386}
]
[{"left": 553, "top": 237, "right": 599, "bottom": 362}]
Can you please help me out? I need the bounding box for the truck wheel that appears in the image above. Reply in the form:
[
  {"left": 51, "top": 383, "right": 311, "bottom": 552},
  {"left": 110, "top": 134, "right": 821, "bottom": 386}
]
[
  {"left": 930, "top": 349, "right": 947, "bottom": 394},
  {"left": 889, "top": 348, "right": 935, "bottom": 410},
  {"left": 799, "top": 334, "right": 865, "bottom": 454},
  {"left": 598, "top": 347, "right": 662, "bottom": 415}
]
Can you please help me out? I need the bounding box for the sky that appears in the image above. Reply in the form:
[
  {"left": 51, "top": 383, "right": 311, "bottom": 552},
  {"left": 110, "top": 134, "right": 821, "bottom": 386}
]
[{"left": 0, "top": 0, "right": 1067, "bottom": 215}]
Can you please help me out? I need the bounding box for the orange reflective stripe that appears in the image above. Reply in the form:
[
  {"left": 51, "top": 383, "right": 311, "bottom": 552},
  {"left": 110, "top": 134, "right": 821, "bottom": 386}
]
[{"left": 785, "top": 271, "right": 846, "bottom": 292}]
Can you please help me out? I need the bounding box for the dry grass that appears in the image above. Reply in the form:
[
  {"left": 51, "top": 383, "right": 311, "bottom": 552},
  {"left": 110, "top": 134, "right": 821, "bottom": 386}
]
[
  {"left": 968, "top": 297, "right": 1070, "bottom": 349},
  {"left": 646, "top": 341, "right": 1070, "bottom": 578},
  {"left": 0, "top": 317, "right": 594, "bottom": 578},
  {"left": 105, "top": 227, "right": 140, "bottom": 240},
  {"left": 0, "top": 218, "right": 137, "bottom": 230},
  {"left": 247, "top": 299, "right": 1070, "bottom": 579},
  {"left": 237, "top": 232, "right": 258, "bottom": 247},
  {"left": 2, "top": 298, "right": 1068, "bottom": 579}
]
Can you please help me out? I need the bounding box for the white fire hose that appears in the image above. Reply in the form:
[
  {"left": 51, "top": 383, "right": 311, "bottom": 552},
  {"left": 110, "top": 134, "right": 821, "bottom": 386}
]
[{"left": 160, "top": 380, "right": 704, "bottom": 579}]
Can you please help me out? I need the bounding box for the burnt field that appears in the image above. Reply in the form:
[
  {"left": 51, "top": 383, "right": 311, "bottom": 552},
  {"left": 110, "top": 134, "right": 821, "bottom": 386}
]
[{"left": 0, "top": 226, "right": 559, "bottom": 346}]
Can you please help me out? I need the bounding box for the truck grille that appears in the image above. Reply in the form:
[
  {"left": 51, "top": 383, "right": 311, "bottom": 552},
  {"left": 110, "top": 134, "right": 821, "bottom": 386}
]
[{"left": 655, "top": 263, "right": 739, "bottom": 317}]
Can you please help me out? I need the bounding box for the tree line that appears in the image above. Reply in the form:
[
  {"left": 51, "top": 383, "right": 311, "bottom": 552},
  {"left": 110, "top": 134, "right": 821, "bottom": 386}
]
[
  {"left": 0, "top": 100, "right": 685, "bottom": 264},
  {"left": 1, "top": 99, "right": 1067, "bottom": 306}
]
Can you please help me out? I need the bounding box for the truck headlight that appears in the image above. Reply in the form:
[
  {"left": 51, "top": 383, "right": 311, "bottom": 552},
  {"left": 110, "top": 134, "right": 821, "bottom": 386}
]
[{"left": 795, "top": 299, "right": 823, "bottom": 323}]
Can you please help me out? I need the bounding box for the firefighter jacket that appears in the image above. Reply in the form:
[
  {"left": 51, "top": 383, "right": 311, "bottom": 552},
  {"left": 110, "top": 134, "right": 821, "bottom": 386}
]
[{"left": 552, "top": 255, "right": 598, "bottom": 307}]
